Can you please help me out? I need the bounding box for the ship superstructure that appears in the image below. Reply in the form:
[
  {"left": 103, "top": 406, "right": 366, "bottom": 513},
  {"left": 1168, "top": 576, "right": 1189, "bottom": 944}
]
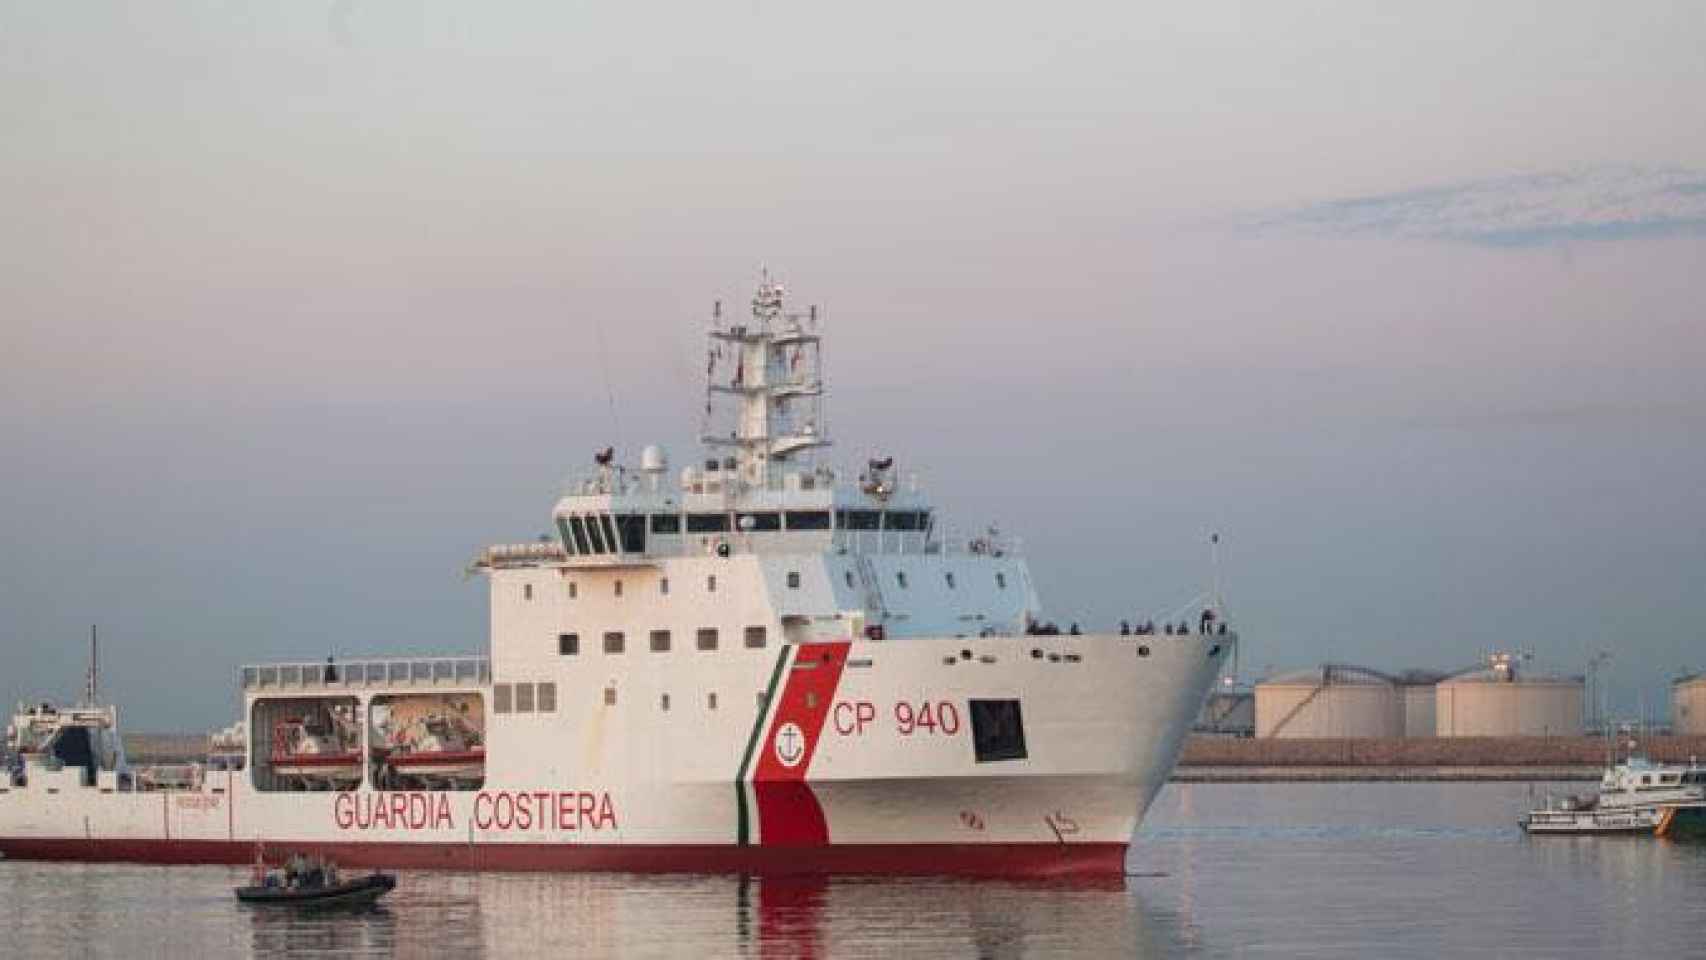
[{"left": 1, "top": 278, "right": 1233, "bottom": 877}]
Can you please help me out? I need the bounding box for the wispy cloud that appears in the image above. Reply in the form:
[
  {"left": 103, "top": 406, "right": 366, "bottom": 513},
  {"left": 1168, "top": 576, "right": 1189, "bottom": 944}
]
[{"left": 1258, "top": 167, "right": 1706, "bottom": 247}]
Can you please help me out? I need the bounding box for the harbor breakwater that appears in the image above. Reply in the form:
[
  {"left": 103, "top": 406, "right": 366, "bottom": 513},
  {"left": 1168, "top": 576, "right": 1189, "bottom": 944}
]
[{"left": 1176, "top": 735, "right": 1706, "bottom": 781}]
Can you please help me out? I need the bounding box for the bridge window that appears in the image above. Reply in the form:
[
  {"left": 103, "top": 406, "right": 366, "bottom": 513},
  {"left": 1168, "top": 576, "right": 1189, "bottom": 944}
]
[
  {"left": 696, "top": 628, "right": 719, "bottom": 651},
  {"left": 884, "top": 511, "right": 924, "bottom": 531},
  {"left": 584, "top": 516, "right": 608, "bottom": 553},
  {"left": 650, "top": 513, "right": 681, "bottom": 535},
  {"left": 738, "top": 511, "right": 781, "bottom": 532},
  {"left": 650, "top": 629, "right": 671, "bottom": 653},
  {"left": 616, "top": 514, "right": 646, "bottom": 553},
  {"left": 558, "top": 633, "right": 579, "bottom": 656},
  {"left": 838, "top": 510, "right": 880, "bottom": 531},
  {"left": 745, "top": 626, "right": 767, "bottom": 649},
  {"left": 603, "top": 631, "right": 625, "bottom": 654},
  {"left": 687, "top": 512, "right": 731, "bottom": 533},
  {"left": 785, "top": 510, "right": 831, "bottom": 531},
  {"left": 599, "top": 515, "right": 620, "bottom": 554},
  {"left": 556, "top": 518, "right": 578, "bottom": 556},
  {"left": 568, "top": 517, "right": 592, "bottom": 554}
]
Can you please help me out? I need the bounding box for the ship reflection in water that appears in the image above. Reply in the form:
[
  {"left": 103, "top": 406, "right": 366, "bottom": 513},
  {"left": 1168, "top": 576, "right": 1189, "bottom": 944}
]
[{"left": 230, "top": 871, "right": 1158, "bottom": 958}]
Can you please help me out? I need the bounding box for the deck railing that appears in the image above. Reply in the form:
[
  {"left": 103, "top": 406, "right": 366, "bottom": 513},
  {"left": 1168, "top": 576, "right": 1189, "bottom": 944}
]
[{"left": 239, "top": 656, "right": 490, "bottom": 693}]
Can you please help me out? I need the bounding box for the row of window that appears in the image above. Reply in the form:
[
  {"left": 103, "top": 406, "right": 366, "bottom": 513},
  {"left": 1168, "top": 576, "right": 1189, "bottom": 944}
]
[
  {"left": 532, "top": 568, "right": 1010, "bottom": 603},
  {"left": 493, "top": 681, "right": 557, "bottom": 714},
  {"left": 558, "top": 626, "right": 768, "bottom": 655},
  {"left": 554, "top": 509, "right": 935, "bottom": 558}
]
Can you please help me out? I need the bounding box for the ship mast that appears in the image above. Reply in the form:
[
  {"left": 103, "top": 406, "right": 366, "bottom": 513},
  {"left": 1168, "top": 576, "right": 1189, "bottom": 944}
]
[{"left": 702, "top": 275, "right": 830, "bottom": 488}]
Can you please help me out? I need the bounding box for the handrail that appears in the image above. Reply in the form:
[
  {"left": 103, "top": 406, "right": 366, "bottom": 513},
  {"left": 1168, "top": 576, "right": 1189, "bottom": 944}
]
[{"left": 239, "top": 656, "right": 490, "bottom": 693}]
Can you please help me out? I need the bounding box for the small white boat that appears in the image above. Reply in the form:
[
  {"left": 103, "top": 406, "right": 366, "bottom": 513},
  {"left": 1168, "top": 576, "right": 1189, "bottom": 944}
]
[{"left": 1521, "top": 757, "right": 1706, "bottom": 836}]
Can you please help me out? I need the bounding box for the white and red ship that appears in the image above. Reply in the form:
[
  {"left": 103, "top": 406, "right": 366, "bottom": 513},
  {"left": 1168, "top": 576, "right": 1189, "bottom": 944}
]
[{"left": 0, "top": 279, "right": 1232, "bottom": 877}]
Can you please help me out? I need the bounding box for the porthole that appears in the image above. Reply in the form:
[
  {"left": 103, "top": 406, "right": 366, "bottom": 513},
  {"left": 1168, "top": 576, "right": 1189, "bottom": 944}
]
[
  {"left": 614, "top": 580, "right": 624, "bottom": 598},
  {"left": 1138, "top": 645, "right": 1151, "bottom": 658},
  {"left": 568, "top": 582, "right": 578, "bottom": 599},
  {"left": 707, "top": 575, "right": 717, "bottom": 593},
  {"left": 524, "top": 583, "right": 533, "bottom": 601}
]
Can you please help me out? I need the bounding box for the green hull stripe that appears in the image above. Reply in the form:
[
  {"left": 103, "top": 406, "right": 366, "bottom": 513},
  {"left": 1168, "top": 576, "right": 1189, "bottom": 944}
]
[{"left": 736, "top": 646, "right": 793, "bottom": 846}]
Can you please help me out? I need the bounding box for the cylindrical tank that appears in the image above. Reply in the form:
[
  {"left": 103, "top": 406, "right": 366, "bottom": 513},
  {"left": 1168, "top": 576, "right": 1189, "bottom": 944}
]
[
  {"left": 1397, "top": 671, "right": 1443, "bottom": 738},
  {"left": 1674, "top": 675, "right": 1706, "bottom": 736},
  {"left": 1435, "top": 668, "right": 1584, "bottom": 737},
  {"left": 1196, "top": 687, "right": 1255, "bottom": 736},
  {"left": 1255, "top": 666, "right": 1402, "bottom": 739}
]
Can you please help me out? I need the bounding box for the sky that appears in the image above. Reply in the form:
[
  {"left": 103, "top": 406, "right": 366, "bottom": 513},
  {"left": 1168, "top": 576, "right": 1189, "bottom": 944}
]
[{"left": 2, "top": 2, "right": 1704, "bottom": 730}]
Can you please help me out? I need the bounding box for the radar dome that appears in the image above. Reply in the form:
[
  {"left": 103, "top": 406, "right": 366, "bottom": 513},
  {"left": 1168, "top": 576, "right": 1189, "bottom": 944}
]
[{"left": 641, "top": 445, "right": 668, "bottom": 473}]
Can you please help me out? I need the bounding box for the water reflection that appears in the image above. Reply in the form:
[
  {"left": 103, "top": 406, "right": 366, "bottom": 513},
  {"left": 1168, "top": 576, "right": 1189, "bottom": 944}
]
[{"left": 247, "top": 903, "right": 396, "bottom": 958}]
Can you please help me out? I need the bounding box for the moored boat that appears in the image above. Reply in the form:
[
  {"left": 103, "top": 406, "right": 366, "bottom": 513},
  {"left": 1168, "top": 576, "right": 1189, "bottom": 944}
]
[{"left": 1521, "top": 757, "right": 1706, "bottom": 837}]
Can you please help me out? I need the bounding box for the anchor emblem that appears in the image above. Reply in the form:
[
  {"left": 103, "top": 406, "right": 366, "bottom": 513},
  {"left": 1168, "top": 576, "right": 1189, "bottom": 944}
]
[{"left": 774, "top": 722, "right": 806, "bottom": 768}]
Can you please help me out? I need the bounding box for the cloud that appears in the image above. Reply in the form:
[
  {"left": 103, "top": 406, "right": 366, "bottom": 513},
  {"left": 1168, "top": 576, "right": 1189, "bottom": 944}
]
[{"left": 1257, "top": 167, "right": 1706, "bottom": 247}]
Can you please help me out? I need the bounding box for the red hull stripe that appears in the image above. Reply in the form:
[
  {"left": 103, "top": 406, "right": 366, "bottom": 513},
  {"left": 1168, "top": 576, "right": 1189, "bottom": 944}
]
[
  {"left": 0, "top": 838, "right": 1126, "bottom": 878},
  {"left": 751, "top": 641, "right": 851, "bottom": 846}
]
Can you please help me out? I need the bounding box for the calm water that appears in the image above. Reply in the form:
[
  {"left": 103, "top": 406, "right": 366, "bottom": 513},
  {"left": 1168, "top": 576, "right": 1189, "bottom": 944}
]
[{"left": 3, "top": 782, "right": 1702, "bottom": 958}]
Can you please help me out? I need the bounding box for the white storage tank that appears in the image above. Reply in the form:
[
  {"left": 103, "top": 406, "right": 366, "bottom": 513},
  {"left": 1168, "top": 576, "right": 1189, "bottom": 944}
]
[
  {"left": 1397, "top": 670, "right": 1443, "bottom": 739},
  {"left": 1255, "top": 665, "right": 1402, "bottom": 739},
  {"left": 1674, "top": 674, "right": 1706, "bottom": 736},
  {"left": 1435, "top": 656, "right": 1583, "bottom": 737},
  {"left": 1196, "top": 684, "right": 1255, "bottom": 736}
]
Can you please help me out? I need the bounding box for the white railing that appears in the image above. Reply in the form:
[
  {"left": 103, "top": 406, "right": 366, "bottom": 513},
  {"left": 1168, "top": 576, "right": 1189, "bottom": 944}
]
[
  {"left": 240, "top": 657, "right": 490, "bottom": 692},
  {"left": 474, "top": 527, "right": 1022, "bottom": 571}
]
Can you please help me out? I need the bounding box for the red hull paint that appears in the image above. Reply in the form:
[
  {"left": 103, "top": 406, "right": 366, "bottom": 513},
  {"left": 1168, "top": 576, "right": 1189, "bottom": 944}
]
[{"left": 0, "top": 838, "right": 1127, "bottom": 878}]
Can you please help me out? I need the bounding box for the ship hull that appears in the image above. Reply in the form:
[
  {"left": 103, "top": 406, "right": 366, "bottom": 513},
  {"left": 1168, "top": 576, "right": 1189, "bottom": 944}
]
[
  {"left": 0, "top": 633, "right": 1227, "bottom": 877},
  {"left": 0, "top": 837, "right": 1125, "bottom": 878}
]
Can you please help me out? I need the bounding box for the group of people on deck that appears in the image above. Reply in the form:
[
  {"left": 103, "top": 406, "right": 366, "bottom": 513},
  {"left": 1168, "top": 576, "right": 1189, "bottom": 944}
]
[
  {"left": 1121, "top": 608, "right": 1229, "bottom": 636},
  {"left": 1022, "top": 609, "right": 1229, "bottom": 637}
]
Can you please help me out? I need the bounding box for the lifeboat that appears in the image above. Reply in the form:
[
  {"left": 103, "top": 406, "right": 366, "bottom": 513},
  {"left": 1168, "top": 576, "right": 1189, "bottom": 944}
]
[
  {"left": 269, "top": 716, "right": 362, "bottom": 787},
  {"left": 378, "top": 714, "right": 485, "bottom": 787}
]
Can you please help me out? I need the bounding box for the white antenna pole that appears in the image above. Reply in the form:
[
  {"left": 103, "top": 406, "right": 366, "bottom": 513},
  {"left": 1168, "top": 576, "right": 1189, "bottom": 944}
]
[{"left": 87, "top": 624, "right": 98, "bottom": 705}]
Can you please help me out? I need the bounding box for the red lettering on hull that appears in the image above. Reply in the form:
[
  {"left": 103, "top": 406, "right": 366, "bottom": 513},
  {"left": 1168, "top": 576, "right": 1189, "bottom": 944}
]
[{"left": 333, "top": 792, "right": 455, "bottom": 832}]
